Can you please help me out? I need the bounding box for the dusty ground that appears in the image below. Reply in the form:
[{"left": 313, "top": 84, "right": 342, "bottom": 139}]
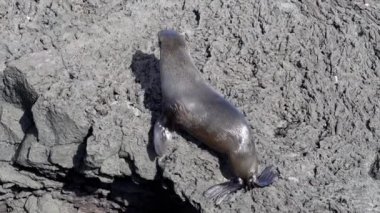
[{"left": 0, "top": 0, "right": 379, "bottom": 212}]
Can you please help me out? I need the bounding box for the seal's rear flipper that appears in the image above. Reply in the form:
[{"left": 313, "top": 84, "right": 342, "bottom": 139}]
[
  {"left": 254, "top": 165, "right": 278, "bottom": 187},
  {"left": 154, "top": 116, "right": 171, "bottom": 156},
  {"left": 204, "top": 179, "right": 243, "bottom": 205}
]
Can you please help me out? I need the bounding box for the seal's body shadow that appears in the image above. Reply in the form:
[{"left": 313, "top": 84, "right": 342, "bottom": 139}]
[
  {"left": 130, "top": 50, "right": 234, "bottom": 180},
  {"left": 130, "top": 50, "right": 161, "bottom": 161}
]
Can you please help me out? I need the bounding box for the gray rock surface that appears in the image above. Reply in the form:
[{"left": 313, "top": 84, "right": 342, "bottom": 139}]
[
  {"left": 0, "top": 0, "right": 379, "bottom": 212},
  {"left": 0, "top": 163, "right": 43, "bottom": 190},
  {"left": 24, "top": 194, "right": 77, "bottom": 213}
]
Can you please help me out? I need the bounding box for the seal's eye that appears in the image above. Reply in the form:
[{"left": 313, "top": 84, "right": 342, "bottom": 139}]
[{"left": 159, "top": 41, "right": 162, "bottom": 47}]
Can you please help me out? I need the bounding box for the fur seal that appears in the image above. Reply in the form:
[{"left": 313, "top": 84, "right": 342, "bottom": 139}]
[{"left": 154, "top": 29, "right": 277, "bottom": 204}]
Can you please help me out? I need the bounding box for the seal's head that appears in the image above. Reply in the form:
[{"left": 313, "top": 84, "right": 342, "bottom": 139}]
[
  {"left": 158, "top": 30, "right": 186, "bottom": 51},
  {"left": 228, "top": 141, "right": 260, "bottom": 186},
  {"left": 236, "top": 151, "right": 276, "bottom": 189}
]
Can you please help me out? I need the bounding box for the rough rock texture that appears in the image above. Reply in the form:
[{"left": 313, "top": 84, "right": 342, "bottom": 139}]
[{"left": 0, "top": 0, "right": 379, "bottom": 212}]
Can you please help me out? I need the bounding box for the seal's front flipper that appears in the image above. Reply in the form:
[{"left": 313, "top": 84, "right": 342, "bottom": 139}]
[
  {"left": 204, "top": 179, "right": 243, "bottom": 205},
  {"left": 154, "top": 116, "right": 171, "bottom": 156},
  {"left": 254, "top": 165, "right": 278, "bottom": 187}
]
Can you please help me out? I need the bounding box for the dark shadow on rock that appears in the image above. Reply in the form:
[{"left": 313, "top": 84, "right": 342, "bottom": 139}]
[
  {"left": 60, "top": 170, "right": 198, "bottom": 213},
  {"left": 110, "top": 177, "right": 198, "bottom": 213},
  {"left": 19, "top": 109, "right": 34, "bottom": 134},
  {"left": 130, "top": 50, "right": 162, "bottom": 161},
  {"left": 72, "top": 126, "right": 93, "bottom": 170},
  {"left": 3, "top": 66, "right": 38, "bottom": 111}
]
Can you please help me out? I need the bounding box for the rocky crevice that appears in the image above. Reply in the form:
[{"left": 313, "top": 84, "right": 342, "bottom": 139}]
[{"left": 0, "top": 48, "right": 195, "bottom": 212}]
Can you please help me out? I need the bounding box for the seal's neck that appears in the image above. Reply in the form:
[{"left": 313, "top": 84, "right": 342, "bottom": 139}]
[{"left": 159, "top": 47, "right": 202, "bottom": 91}]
